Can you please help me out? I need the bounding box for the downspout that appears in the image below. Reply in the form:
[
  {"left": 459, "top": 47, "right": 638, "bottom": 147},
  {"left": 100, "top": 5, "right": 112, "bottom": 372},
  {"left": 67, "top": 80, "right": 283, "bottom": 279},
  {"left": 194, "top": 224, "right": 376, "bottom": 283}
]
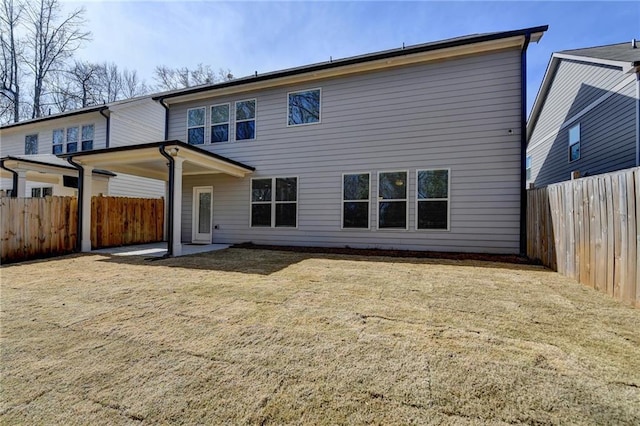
[
  {"left": 0, "top": 159, "right": 18, "bottom": 198},
  {"left": 519, "top": 32, "right": 531, "bottom": 256},
  {"left": 159, "top": 145, "right": 174, "bottom": 257},
  {"left": 99, "top": 108, "right": 110, "bottom": 148},
  {"left": 159, "top": 98, "right": 170, "bottom": 140},
  {"left": 66, "top": 157, "right": 84, "bottom": 252}
]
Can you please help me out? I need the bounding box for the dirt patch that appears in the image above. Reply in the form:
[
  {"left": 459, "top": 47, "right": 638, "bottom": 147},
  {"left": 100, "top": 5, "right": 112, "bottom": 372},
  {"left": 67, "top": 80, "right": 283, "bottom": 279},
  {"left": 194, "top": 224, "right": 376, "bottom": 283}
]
[{"left": 1, "top": 249, "right": 639, "bottom": 424}]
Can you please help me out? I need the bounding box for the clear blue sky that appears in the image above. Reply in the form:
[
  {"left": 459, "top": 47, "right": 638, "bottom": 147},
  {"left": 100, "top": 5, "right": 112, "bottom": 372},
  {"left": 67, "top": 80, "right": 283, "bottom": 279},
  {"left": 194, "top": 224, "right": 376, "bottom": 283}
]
[{"left": 70, "top": 1, "right": 639, "bottom": 113}]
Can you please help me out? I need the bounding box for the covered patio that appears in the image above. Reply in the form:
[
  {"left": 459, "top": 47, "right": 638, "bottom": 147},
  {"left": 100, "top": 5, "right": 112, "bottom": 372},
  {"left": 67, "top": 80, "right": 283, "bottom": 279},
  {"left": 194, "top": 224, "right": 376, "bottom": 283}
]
[{"left": 61, "top": 140, "right": 254, "bottom": 256}]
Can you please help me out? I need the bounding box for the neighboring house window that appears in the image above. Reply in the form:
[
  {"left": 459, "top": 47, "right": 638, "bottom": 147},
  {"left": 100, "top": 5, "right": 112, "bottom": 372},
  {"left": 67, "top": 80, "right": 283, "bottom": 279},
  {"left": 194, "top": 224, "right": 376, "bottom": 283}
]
[
  {"left": 526, "top": 156, "right": 532, "bottom": 181},
  {"left": 342, "top": 173, "right": 370, "bottom": 229},
  {"left": 31, "top": 187, "right": 52, "bottom": 198},
  {"left": 210, "top": 104, "right": 230, "bottom": 143},
  {"left": 568, "top": 123, "right": 580, "bottom": 162},
  {"left": 25, "top": 134, "right": 38, "bottom": 154},
  {"left": 236, "top": 99, "right": 256, "bottom": 140},
  {"left": 288, "top": 88, "right": 321, "bottom": 126},
  {"left": 251, "top": 177, "right": 297, "bottom": 227},
  {"left": 417, "top": 169, "right": 449, "bottom": 230},
  {"left": 52, "top": 129, "right": 64, "bottom": 154},
  {"left": 67, "top": 127, "right": 79, "bottom": 153},
  {"left": 378, "top": 171, "right": 408, "bottom": 229},
  {"left": 81, "top": 124, "right": 94, "bottom": 151},
  {"left": 187, "top": 107, "right": 206, "bottom": 145}
]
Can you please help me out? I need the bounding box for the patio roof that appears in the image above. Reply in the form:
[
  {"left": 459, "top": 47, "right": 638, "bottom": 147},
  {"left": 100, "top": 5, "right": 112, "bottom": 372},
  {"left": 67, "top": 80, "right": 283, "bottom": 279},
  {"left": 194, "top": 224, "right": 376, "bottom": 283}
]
[
  {"left": 0, "top": 154, "right": 115, "bottom": 185},
  {"left": 59, "top": 140, "right": 255, "bottom": 180}
]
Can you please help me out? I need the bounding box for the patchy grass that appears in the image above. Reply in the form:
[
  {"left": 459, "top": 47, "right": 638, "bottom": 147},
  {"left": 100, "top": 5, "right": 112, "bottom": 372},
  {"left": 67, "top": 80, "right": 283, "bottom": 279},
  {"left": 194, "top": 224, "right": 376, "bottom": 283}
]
[{"left": 1, "top": 248, "right": 639, "bottom": 425}]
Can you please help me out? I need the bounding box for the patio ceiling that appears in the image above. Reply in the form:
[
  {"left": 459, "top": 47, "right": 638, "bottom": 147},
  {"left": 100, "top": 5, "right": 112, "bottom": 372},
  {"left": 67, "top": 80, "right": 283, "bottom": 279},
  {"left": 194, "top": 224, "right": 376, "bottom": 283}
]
[{"left": 59, "top": 140, "right": 254, "bottom": 180}]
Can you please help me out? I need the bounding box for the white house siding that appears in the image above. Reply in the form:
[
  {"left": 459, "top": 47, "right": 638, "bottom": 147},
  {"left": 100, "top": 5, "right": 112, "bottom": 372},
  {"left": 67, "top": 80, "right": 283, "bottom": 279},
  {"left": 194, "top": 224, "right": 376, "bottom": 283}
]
[
  {"left": 109, "top": 99, "right": 165, "bottom": 147},
  {"left": 107, "top": 174, "right": 165, "bottom": 199},
  {"left": 0, "top": 111, "right": 107, "bottom": 156},
  {"left": 527, "top": 60, "right": 636, "bottom": 187},
  {"left": 170, "top": 48, "right": 524, "bottom": 254}
]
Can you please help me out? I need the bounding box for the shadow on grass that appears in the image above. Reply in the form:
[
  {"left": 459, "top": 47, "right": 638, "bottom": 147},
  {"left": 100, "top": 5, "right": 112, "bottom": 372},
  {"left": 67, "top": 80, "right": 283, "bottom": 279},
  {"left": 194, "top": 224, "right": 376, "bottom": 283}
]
[{"left": 91, "top": 244, "right": 551, "bottom": 276}]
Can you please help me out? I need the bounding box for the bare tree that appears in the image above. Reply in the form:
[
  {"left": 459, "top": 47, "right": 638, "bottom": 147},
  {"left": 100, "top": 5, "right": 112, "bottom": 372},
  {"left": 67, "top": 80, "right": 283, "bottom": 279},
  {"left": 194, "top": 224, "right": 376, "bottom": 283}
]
[
  {"left": 0, "top": 0, "right": 23, "bottom": 123},
  {"left": 153, "top": 64, "right": 233, "bottom": 91},
  {"left": 121, "top": 68, "right": 148, "bottom": 98},
  {"left": 24, "top": 0, "right": 90, "bottom": 118}
]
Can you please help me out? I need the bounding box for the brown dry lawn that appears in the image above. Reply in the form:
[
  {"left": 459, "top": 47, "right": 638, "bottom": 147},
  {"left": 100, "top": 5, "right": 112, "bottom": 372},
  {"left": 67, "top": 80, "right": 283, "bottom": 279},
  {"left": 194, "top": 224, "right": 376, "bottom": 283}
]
[{"left": 1, "top": 248, "right": 639, "bottom": 425}]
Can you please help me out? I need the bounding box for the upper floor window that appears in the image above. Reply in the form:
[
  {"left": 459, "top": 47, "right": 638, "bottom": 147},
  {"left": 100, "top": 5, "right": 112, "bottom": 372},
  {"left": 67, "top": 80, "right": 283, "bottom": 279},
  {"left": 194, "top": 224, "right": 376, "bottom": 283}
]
[
  {"left": 378, "top": 171, "right": 408, "bottom": 229},
  {"left": 342, "top": 173, "right": 370, "bottom": 229},
  {"left": 288, "top": 88, "right": 321, "bottom": 126},
  {"left": 81, "top": 125, "right": 94, "bottom": 151},
  {"left": 568, "top": 123, "right": 580, "bottom": 162},
  {"left": 417, "top": 169, "right": 449, "bottom": 230},
  {"left": 52, "top": 129, "right": 64, "bottom": 155},
  {"left": 235, "top": 99, "right": 256, "bottom": 140},
  {"left": 526, "top": 156, "right": 532, "bottom": 181},
  {"left": 25, "top": 134, "right": 38, "bottom": 154},
  {"left": 187, "top": 107, "right": 205, "bottom": 145},
  {"left": 251, "top": 177, "right": 297, "bottom": 227},
  {"left": 210, "top": 104, "right": 230, "bottom": 143},
  {"left": 67, "top": 127, "right": 79, "bottom": 153}
]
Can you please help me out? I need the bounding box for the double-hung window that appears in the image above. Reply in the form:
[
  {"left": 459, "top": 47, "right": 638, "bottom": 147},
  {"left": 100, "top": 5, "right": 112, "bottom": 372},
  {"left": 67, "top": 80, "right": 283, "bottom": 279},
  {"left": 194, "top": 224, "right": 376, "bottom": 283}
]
[
  {"left": 568, "top": 123, "right": 580, "bottom": 162},
  {"left": 210, "top": 104, "right": 230, "bottom": 143},
  {"left": 417, "top": 169, "right": 449, "bottom": 230},
  {"left": 25, "top": 134, "right": 38, "bottom": 154},
  {"left": 378, "top": 171, "right": 408, "bottom": 229},
  {"left": 251, "top": 177, "right": 297, "bottom": 227},
  {"left": 288, "top": 89, "right": 321, "bottom": 126},
  {"left": 81, "top": 124, "right": 94, "bottom": 151},
  {"left": 52, "top": 129, "right": 64, "bottom": 154},
  {"left": 31, "top": 187, "right": 52, "bottom": 198},
  {"left": 66, "top": 127, "right": 79, "bottom": 153},
  {"left": 187, "top": 107, "right": 206, "bottom": 145},
  {"left": 236, "top": 99, "right": 256, "bottom": 140},
  {"left": 342, "top": 173, "right": 370, "bottom": 228}
]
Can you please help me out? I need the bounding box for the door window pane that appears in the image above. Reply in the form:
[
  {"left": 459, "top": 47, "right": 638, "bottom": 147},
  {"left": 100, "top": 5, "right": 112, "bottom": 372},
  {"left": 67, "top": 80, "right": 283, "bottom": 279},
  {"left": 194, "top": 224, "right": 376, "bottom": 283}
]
[{"left": 198, "top": 192, "right": 211, "bottom": 233}]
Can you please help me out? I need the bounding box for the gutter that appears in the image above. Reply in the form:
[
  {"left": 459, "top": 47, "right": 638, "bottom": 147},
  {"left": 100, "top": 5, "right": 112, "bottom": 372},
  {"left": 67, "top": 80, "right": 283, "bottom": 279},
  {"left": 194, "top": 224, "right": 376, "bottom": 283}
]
[
  {"left": 158, "top": 145, "right": 174, "bottom": 257},
  {"left": 66, "top": 157, "right": 84, "bottom": 252},
  {"left": 158, "top": 98, "right": 170, "bottom": 140},
  {"left": 0, "top": 159, "right": 18, "bottom": 197},
  {"left": 520, "top": 32, "right": 531, "bottom": 256},
  {"left": 99, "top": 108, "right": 110, "bottom": 148}
]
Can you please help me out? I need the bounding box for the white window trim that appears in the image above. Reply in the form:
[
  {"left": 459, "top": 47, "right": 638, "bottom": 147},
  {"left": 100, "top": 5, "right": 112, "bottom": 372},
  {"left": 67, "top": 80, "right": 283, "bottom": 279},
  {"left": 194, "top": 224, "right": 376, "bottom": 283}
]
[
  {"left": 415, "top": 168, "right": 451, "bottom": 232},
  {"left": 81, "top": 124, "right": 95, "bottom": 151},
  {"left": 341, "top": 172, "right": 371, "bottom": 230},
  {"left": 52, "top": 129, "right": 64, "bottom": 154},
  {"left": 66, "top": 126, "right": 79, "bottom": 153},
  {"left": 210, "top": 103, "right": 231, "bottom": 144},
  {"left": 25, "top": 133, "right": 38, "bottom": 155},
  {"left": 376, "top": 170, "right": 409, "bottom": 231},
  {"left": 235, "top": 98, "right": 257, "bottom": 141},
  {"left": 287, "top": 87, "right": 322, "bottom": 127},
  {"left": 568, "top": 123, "right": 580, "bottom": 163},
  {"left": 249, "top": 176, "right": 298, "bottom": 228},
  {"left": 186, "top": 106, "right": 206, "bottom": 145}
]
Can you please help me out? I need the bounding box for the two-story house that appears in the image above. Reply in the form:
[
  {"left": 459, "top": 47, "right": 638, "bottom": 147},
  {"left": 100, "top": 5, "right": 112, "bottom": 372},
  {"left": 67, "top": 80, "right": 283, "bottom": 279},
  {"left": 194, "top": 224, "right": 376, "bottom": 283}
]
[
  {"left": 0, "top": 96, "right": 166, "bottom": 198},
  {"left": 526, "top": 41, "right": 640, "bottom": 187},
  {"left": 62, "top": 25, "right": 547, "bottom": 256}
]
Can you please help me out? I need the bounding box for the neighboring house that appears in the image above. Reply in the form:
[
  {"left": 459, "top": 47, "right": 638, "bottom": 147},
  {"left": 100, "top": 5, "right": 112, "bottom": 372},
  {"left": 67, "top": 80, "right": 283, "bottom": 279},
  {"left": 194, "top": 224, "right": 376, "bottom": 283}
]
[
  {"left": 0, "top": 96, "right": 166, "bottom": 198},
  {"left": 63, "top": 25, "right": 547, "bottom": 256},
  {"left": 526, "top": 41, "right": 640, "bottom": 187}
]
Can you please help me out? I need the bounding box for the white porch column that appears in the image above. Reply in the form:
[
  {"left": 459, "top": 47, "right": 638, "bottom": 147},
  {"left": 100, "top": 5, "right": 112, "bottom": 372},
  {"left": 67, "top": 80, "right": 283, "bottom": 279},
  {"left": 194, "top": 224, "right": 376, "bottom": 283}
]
[
  {"left": 81, "top": 166, "right": 93, "bottom": 252},
  {"left": 172, "top": 157, "right": 184, "bottom": 256},
  {"left": 164, "top": 181, "right": 170, "bottom": 242},
  {"left": 16, "top": 170, "right": 27, "bottom": 197}
]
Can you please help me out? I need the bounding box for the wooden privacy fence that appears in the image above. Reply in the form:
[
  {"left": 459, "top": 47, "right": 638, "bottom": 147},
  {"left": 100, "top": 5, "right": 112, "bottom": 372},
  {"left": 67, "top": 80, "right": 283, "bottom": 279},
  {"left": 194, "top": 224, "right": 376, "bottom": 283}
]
[
  {"left": 1, "top": 196, "right": 78, "bottom": 263},
  {"left": 527, "top": 167, "right": 639, "bottom": 307},
  {"left": 91, "top": 196, "right": 164, "bottom": 249},
  {"left": 1, "top": 196, "right": 164, "bottom": 263}
]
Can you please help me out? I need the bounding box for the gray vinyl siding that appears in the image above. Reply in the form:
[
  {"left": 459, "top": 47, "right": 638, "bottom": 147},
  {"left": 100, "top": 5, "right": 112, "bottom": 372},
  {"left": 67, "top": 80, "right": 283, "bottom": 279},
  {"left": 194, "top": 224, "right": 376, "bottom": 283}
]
[
  {"left": 529, "top": 60, "right": 624, "bottom": 143},
  {"left": 527, "top": 58, "right": 637, "bottom": 187},
  {"left": 108, "top": 173, "right": 165, "bottom": 198},
  {"left": 171, "top": 48, "right": 524, "bottom": 254},
  {"left": 109, "top": 100, "right": 165, "bottom": 147}
]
